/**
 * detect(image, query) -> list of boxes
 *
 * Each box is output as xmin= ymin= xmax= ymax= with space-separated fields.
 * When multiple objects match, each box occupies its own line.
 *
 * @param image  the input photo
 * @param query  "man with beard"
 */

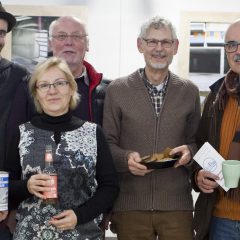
xmin=103 ymin=16 xmax=201 ymax=240
xmin=0 ymin=2 xmax=29 ymax=239
xmin=193 ymin=19 xmax=240 ymax=240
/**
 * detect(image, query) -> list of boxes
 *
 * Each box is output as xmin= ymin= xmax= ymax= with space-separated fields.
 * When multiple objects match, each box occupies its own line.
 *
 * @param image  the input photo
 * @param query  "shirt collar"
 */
xmin=142 ymin=69 xmax=169 ymax=92
xmin=75 ymin=66 xmax=89 ymax=86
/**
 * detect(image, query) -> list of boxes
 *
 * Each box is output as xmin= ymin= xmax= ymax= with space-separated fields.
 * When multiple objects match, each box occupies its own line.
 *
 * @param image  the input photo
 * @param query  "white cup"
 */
xmin=222 ymin=160 xmax=240 ymax=188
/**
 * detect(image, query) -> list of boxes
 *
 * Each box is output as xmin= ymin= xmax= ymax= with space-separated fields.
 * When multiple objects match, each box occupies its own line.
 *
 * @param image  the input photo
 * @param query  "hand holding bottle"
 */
xmin=27 ymin=173 xmax=54 ymax=199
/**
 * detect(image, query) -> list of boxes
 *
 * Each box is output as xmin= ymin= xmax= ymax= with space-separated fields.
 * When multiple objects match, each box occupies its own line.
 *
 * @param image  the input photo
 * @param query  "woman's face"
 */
xmin=36 ymin=66 xmax=73 ymax=116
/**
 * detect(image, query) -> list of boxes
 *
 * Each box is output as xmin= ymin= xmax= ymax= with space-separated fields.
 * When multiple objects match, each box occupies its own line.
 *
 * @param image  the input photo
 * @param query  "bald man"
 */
xmin=193 ymin=19 xmax=240 ymax=240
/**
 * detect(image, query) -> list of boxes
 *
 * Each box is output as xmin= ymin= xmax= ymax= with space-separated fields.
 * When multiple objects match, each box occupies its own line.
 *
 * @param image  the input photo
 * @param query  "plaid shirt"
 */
xmin=142 ymin=70 xmax=169 ymax=115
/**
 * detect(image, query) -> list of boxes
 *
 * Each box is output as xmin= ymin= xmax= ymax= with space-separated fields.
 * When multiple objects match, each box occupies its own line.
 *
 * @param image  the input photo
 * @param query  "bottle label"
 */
xmin=43 ymin=175 xmax=58 ymax=199
xmin=45 ymin=153 xmax=53 ymax=162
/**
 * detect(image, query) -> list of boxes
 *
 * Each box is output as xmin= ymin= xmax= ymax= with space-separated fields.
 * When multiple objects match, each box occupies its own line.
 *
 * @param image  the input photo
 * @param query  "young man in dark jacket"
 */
xmin=0 ymin=2 xmax=29 ymax=239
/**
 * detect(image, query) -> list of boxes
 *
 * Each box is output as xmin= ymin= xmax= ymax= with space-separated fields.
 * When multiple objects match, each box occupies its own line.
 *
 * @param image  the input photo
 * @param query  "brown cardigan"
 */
xmin=103 ymin=69 xmax=201 ymax=212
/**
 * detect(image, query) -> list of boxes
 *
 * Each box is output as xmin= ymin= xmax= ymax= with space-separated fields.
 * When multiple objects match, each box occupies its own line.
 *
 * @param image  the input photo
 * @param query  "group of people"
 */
xmin=0 ymin=2 xmax=240 ymax=240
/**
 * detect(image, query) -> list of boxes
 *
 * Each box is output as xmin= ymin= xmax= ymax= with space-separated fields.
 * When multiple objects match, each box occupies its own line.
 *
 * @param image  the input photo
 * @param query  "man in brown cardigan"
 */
xmin=103 ymin=16 xmax=201 ymax=240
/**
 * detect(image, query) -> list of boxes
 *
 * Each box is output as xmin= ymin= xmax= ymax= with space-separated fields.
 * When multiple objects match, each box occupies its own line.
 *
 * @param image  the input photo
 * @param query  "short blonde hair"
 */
xmin=29 ymin=57 xmax=80 ymax=113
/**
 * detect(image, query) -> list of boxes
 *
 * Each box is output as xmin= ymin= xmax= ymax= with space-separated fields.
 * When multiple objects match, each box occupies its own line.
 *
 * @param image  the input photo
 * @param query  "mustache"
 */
xmin=234 ymin=54 xmax=240 ymax=62
xmin=153 ymin=51 xmax=167 ymax=58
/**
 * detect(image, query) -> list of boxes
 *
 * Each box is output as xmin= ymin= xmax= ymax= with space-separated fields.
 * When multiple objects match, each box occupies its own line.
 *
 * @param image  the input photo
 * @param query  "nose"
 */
xmin=154 ymin=42 xmax=164 ymax=51
xmin=65 ymin=35 xmax=74 ymax=45
xmin=47 ymin=85 xmax=58 ymax=94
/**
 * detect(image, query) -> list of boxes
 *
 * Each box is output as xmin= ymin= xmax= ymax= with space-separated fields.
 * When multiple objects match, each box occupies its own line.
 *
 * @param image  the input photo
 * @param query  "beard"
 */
xmin=145 ymin=53 xmax=173 ymax=70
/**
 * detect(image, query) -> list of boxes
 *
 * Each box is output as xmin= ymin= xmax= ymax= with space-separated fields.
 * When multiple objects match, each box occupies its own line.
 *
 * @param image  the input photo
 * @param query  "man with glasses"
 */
xmin=103 ymin=16 xmax=201 ymax=240
xmin=0 ymin=2 xmax=29 ymax=239
xmin=8 ymin=16 xmax=109 ymax=128
xmin=48 ymin=16 xmax=109 ymax=125
xmin=193 ymin=19 xmax=240 ymax=240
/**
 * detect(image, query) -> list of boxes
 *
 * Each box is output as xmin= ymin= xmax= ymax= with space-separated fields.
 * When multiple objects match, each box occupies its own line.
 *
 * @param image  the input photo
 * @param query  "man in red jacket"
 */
xmin=49 ymin=16 xmax=109 ymax=125
xmin=7 ymin=16 xmax=109 ymax=130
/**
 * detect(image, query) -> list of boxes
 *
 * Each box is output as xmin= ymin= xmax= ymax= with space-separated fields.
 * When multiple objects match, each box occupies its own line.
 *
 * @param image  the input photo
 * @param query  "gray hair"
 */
xmin=49 ymin=16 xmax=88 ymax=39
xmin=138 ymin=16 xmax=177 ymax=39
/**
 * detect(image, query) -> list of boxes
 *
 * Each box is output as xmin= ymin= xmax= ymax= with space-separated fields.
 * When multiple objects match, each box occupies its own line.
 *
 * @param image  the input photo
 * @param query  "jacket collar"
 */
xmin=128 ymin=69 xmax=185 ymax=90
xmin=0 ymin=58 xmax=12 ymax=71
xmin=83 ymin=60 xmax=102 ymax=89
xmin=209 ymin=76 xmax=225 ymax=95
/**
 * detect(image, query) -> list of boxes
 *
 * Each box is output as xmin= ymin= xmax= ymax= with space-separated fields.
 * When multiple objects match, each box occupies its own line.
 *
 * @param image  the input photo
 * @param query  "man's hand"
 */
xmin=196 ymin=169 xmax=219 ymax=193
xmin=128 ymin=152 xmax=152 ymax=176
xmin=170 ymin=145 xmax=192 ymax=168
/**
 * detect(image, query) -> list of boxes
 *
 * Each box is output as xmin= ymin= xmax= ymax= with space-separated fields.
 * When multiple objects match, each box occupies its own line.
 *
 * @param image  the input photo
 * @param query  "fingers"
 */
xmin=197 ymin=169 xmax=219 ymax=193
xmin=49 ymin=210 xmax=77 ymax=231
xmin=0 ymin=211 xmax=8 ymax=222
xmin=128 ymin=152 xmax=152 ymax=176
xmin=171 ymin=145 xmax=191 ymax=167
xmin=27 ymin=174 xmax=52 ymax=199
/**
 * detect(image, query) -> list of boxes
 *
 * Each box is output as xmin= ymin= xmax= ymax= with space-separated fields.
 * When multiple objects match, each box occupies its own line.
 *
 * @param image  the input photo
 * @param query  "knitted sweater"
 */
xmin=103 ymin=69 xmax=201 ymax=212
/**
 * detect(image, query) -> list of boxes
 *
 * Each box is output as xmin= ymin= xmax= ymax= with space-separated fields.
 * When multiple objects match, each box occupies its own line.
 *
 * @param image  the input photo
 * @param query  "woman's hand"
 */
xmin=27 ymin=173 xmax=53 ymax=199
xmin=49 ymin=210 xmax=77 ymax=231
xmin=0 ymin=211 xmax=8 ymax=222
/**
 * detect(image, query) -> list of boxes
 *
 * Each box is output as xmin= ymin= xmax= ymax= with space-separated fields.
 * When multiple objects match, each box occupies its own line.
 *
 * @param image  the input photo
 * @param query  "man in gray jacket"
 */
xmin=103 ymin=16 xmax=201 ymax=240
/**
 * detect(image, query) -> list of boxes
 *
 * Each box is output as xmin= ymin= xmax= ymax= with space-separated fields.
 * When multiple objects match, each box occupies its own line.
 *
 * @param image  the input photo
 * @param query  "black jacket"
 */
xmin=0 ymin=58 xmax=29 ymax=170
xmin=193 ymin=77 xmax=224 ymax=240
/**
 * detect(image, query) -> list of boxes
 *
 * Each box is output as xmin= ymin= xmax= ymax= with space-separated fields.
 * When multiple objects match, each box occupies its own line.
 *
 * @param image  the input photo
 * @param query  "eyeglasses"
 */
xmin=36 ymin=80 xmax=70 ymax=93
xmin=142 ymin=38 xmax=174 ymax=48
xmin=224 ymin=41 xmax=240 ymax=53
xmin=51 ymin=33 xmax=87 ymax=42
xmin=0 ymin=30 xmax=7 ymax=38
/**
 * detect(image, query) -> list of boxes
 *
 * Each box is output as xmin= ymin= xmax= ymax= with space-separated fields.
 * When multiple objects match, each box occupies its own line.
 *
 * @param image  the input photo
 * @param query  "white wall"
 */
xmin=3 ymin=0 xmax=240 ymax=79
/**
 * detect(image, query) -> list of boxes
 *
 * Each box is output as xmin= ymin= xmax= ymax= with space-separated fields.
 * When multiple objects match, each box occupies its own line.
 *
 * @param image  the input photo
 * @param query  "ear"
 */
xmin=35 ymin=92 xmax=40 ymax=102
xmin=48 ymin=39 xmax=53 ymax=52
xmin=85 ymin=38 xmax=89 ymax=52
xmin=137 ymin=38 xmax=144 ymax=53
xmin=173 ymin=39 xmax=179 ymax=55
